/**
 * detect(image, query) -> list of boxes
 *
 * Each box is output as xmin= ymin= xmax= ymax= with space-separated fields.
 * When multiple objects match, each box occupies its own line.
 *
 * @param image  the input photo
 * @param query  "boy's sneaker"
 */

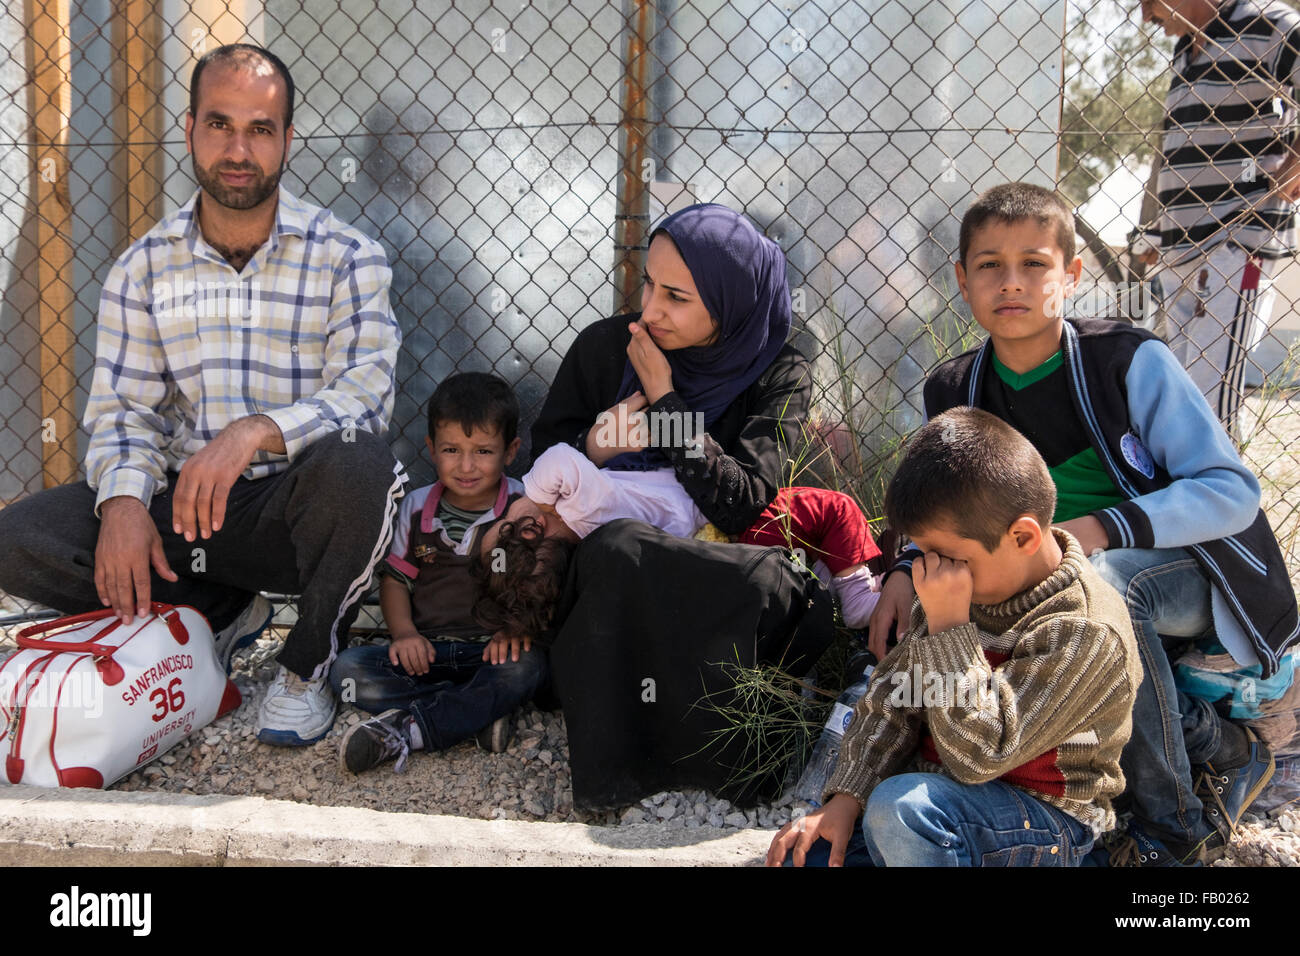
xmin=256 ymin=665 xmax=337 ymax=746
xmin=1194 ymin=726 xmax=1276 ymax=858
xmin=212 ymin=594 xmax=273 ymax=674
xmin=1094 ymin=820 xmax=1202 ymax=867
xmin=339 ymin=709 xmax=417 ymax=774
xmin=476 ymin=714 xmax=515 ymax=753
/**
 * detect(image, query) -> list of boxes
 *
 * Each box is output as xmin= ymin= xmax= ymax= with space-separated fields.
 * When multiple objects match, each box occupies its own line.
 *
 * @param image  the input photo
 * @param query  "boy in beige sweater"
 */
xmin=767 ymin=407 xmax=1141 ymax=866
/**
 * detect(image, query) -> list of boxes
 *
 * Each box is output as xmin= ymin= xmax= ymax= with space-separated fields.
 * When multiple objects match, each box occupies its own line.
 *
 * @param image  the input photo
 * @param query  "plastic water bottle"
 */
xmin=793 ymin=660 xmax=874 ymax=807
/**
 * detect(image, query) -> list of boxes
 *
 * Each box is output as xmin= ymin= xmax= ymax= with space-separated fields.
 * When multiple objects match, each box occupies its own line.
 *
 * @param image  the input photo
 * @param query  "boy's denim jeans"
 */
xmin=329 ymin=641 xmax=548 ymax=751
xmin=790 ymin=774 xmax=1094 ymax=867
xmin=1090 ymin=547 xmax=1222 ymax=849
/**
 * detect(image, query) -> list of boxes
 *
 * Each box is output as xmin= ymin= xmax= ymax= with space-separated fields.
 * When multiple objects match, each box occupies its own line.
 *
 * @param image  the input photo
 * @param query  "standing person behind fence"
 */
xmin=1135 ymin=0 xmax=1300 ymax=443
xmin=329 ymin=373 xmax=549 ymax=773
xmin=0 ymin=44 xmax=404 ymax=748
xmin=869 ymin=182 xmax=1299 ymax=866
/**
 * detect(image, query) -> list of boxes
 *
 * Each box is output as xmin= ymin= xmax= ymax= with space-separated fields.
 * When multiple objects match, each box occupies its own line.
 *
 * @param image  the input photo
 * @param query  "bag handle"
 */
xmin=16 ymin=602 xmax=190 ymax=654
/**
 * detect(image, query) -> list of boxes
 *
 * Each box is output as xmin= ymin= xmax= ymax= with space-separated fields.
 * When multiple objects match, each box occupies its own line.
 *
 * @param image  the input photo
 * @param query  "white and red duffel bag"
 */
xmin=1 ymin=603 xmax=241 ymax=788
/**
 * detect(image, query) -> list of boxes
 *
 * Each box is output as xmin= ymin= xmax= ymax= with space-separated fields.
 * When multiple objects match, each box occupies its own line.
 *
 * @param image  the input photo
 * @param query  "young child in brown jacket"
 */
xmin=767 ymin=407 xmax=1142 ymax=867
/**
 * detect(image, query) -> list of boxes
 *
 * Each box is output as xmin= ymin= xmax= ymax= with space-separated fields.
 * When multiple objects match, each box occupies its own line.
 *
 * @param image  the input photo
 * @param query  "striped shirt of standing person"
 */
xmin=1144 ymin=0 xmax=1300 ymax=265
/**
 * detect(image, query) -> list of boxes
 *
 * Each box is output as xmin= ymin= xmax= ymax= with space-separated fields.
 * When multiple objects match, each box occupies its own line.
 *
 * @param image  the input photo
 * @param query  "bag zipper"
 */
xmin=6 ymin=653 xmax=57 ymax=783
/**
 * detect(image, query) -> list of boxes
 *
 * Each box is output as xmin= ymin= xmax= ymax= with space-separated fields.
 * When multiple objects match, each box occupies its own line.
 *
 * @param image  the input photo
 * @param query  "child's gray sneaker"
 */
xmin=476 ymin=713 xmax=515 ymax=753
xmin=339 ymin=709 xmax=417 ymax=774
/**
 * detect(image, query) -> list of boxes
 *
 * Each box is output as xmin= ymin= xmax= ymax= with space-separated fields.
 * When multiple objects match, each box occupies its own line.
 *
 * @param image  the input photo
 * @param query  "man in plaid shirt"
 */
xmin=0 ymin=44 xmax=405 ymax=746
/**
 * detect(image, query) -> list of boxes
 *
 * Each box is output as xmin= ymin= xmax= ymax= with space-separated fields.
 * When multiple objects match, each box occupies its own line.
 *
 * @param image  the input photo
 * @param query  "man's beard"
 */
xmin=193 ymin=156 xmax=283 ymax=210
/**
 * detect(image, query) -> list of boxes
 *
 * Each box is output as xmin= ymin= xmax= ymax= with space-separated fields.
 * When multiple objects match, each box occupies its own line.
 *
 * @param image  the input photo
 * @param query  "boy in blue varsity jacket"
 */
xmin=868 ymin=182 xmax=1299 ymax=866
xmin=328 ymin=373 xmax=544 ymax=773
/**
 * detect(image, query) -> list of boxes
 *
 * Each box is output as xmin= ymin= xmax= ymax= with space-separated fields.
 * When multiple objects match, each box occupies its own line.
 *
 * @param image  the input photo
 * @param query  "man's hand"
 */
xmin=1055 ymin=515 xmax=1108 ymax=557
xmin=765 ymin=794 xmax=863 ymax=867
xmin=172 ymin=415 xmax=282 ymax=541
xmin=626 ymin=319 xmax=674 ymax=403
xmin=483 ymin=630 xmax=532 ymax=665
xmin=95 ymin=496 xmax=178 ymax=624
xmin=912 ymin=552 xmax=973 ymax=635
xmin=389 ymin=632 xmax=436 ymax=675
xmin=1137 ymin=247 xmax=1159 ymax=267
xmin=586 ymin=392 xmax=650 ymax=466
xmin=867 ymin=569 xmax=915 ymax=660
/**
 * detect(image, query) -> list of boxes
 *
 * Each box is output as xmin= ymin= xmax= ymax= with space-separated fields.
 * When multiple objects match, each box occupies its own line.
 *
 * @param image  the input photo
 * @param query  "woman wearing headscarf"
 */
xmin=529 ymin=204 xmax=835 ymax=810
xmin=532 ymin=203 xmax=806 ymax=529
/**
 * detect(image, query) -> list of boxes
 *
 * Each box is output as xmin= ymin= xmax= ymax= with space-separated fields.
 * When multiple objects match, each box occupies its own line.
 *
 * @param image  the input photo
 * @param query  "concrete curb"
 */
xmin=0 ymin=785 xmax=775 ymax=866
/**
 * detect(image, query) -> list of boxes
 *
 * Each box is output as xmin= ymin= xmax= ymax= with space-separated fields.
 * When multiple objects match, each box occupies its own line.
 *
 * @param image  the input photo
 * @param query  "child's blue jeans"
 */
xmin=790 ymin=773 xmax=1095 ymax=867
xmin=1089 ymin=547 xmax=1222 ymax=851
xmin=329 ymin=640 xmax=548 ymax=750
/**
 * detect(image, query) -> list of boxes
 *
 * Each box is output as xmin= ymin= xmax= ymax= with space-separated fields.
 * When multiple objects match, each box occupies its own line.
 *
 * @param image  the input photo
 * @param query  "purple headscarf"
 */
xmin=616 ymin=203 xmax=792 ymax=432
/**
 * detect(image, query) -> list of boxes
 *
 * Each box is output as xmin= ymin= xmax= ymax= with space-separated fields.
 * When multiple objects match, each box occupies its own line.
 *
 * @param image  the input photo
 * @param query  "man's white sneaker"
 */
xmin=257 ymin=665 xmax=337 ymax=746
xmin=212 ymin=594 xmax=274 ymax=674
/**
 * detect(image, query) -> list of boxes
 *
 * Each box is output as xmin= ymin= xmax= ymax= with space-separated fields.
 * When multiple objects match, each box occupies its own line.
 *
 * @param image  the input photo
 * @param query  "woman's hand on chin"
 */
xmin=627 ymin=319 xmax=674 ymax=403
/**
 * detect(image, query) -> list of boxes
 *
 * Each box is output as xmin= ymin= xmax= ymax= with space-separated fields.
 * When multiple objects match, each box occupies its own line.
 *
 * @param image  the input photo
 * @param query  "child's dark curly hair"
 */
xmin=471 ymin=515 xmax=576 ymax=642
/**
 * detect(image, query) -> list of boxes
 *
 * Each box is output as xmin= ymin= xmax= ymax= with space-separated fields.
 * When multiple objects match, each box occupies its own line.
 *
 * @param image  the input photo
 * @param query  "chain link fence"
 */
xmin=1 ymin=0 xmax=1298 ymax=600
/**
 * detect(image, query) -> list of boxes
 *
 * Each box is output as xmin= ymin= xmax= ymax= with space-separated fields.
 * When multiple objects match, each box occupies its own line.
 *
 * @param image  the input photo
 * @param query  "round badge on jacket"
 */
xmin=1120 ymin=432 xmax=1156 ymax=479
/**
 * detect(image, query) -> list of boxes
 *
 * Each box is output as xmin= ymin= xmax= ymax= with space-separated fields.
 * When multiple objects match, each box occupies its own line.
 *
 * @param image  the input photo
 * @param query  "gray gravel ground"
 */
xmin=104 ymin=632 xmax=802 ymax=833
xmin=112 ymin=633 xmax=1300 ymax=865
xmin=3 ymin=619 xmax=1297 ymax=865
